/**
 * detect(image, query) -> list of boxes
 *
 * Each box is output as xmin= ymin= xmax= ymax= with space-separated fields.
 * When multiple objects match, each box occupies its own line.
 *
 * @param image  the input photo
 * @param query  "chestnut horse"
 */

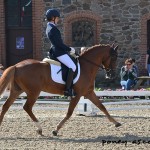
xmin=0 ymin=44 xmax=121 ymax=136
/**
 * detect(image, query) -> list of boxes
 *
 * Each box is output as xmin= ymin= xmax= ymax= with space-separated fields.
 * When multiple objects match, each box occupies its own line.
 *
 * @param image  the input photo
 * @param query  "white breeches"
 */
xmin=57 ymin=54 xmax=76 ymax=72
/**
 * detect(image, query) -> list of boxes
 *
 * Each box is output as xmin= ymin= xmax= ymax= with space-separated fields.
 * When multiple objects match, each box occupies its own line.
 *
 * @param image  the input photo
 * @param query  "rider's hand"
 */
xmin=70 ymin=47 xmax=75 ymax=54
xmin=125 ymin=66 xmax=128 ymax=71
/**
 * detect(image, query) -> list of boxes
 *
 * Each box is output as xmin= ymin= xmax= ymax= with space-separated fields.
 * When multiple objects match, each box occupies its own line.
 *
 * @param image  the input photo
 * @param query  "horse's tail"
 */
xmin=0 ymin=66 xmax=16 ymax=96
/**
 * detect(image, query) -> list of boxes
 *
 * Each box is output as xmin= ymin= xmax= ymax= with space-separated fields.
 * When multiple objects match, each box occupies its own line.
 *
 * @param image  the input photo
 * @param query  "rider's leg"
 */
xmin=64 ymin=68 xmax=76 ymax=97
xmin=57 ymin=54 xmax=76 ymax=97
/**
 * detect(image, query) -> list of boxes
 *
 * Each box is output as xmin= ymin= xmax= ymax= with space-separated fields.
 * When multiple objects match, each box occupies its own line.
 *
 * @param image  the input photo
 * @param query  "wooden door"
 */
xmin=5 ymin=0 xmax=32 ymax=66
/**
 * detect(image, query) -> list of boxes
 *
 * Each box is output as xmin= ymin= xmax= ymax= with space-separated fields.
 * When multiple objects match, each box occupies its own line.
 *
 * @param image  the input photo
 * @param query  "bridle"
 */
xmin=104 ymin=48 xmax=118 ymax=76
xmin=80 ymin=56 xmax=105 ymax=69
xmin=79 ymin=47 xmax=117 ymax=72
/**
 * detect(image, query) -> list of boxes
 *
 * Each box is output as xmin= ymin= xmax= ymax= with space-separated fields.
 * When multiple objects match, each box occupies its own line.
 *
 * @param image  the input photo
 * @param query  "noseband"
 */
xmin=82 ymin=56 xmax=113 ymax=73
xmin=103 ymin=47 xmax=118 ymax=72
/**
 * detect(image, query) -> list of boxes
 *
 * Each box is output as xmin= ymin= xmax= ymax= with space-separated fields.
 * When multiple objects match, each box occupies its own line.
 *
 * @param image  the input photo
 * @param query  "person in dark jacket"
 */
xmin=145 ymin=47 xmax=150 ymax=85
xmin=120 ymin=58 xmax=137 ymax=90
xmin=145 ymin=47 xmax=150 ymax=76
xmin=46 ymin=8 xmax=76 ymax=97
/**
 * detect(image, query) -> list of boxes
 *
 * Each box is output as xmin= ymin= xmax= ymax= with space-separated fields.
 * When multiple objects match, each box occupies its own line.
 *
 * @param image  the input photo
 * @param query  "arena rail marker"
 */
xmin=77 ymin=91 xmax=150 ymax=116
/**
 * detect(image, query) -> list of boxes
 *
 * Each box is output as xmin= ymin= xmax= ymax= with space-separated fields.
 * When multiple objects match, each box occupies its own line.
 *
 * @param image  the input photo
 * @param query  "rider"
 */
xmin=45 ymin=8 xmax=76 ymax=97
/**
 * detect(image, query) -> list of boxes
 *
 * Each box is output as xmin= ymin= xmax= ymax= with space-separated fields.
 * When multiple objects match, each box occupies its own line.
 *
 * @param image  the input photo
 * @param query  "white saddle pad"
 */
xmin=50 ymin=63 xmax=80 ymax=84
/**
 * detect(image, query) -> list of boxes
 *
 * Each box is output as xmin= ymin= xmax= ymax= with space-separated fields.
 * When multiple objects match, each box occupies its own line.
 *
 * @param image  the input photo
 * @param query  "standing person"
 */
xmin=0 ymin=64 xmax=4 ymax=98
xmin=145 ymin=47 xmax=150 ymax=85
xmin=120 ymin=58 xmax=138 ymax=90
xmin=0 ymin=64 xmax=4 ymax=77
xmin=45 ymin=9 xmax=76 ymax=97
xmin=145 ymin=47 xmax=150 ymax=77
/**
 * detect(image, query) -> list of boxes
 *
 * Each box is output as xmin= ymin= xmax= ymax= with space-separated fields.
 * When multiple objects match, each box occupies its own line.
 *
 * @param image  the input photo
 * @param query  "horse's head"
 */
xmin=103 ymin=43 xmax=118 ymax=79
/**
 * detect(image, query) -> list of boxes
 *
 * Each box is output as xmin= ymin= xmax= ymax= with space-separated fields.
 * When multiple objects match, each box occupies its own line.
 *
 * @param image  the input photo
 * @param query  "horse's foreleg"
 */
xmin=23 ymin=93 xmax=43 ymax=136
xmin=85 ymin=91 xmax=121 ymax=127
xmin=52 ymin=96 xmax=80 ymax=136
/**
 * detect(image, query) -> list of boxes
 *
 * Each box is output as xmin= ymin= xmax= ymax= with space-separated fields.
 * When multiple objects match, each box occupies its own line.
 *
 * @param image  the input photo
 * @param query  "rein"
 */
xmin=76 ymin=47 xmax=117 ymax=71
xmin=81 ymin=56 xmax=105 ymax=69
xmin=75 ymin=52 xmax=105 ymax=69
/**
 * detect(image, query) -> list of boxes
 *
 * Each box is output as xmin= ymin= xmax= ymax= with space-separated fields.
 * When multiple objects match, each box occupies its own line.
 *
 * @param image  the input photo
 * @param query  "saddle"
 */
xmin=43 ymin=56 xmax=79 ymax=83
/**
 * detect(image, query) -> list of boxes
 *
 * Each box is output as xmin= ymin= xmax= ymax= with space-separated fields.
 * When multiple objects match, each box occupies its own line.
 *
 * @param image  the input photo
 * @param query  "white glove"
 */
xmin=70 ymin=47 xmax=75 ymax=54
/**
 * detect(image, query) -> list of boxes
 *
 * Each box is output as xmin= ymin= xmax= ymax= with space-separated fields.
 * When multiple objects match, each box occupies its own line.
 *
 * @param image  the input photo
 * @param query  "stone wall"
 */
xmin=42 ymin=0 xmax=150 ymax=87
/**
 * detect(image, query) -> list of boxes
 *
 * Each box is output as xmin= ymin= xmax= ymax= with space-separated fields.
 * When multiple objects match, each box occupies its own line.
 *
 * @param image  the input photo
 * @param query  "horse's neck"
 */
xmin=79 ymin=50 xmax=103 ymax=77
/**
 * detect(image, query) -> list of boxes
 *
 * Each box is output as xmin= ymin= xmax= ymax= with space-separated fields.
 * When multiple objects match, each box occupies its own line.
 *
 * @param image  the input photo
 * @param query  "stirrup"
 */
xmin=64 ymin=89 xmax=76 ymax=98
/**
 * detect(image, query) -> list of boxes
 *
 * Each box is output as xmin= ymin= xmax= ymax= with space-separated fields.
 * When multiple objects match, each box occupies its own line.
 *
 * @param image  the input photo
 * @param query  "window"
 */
xmin=6 ymin=0 xmax=32 ymax=27
xmin=62 ymin=0 xmax=71 ymax=5
xmin=72 ymin=20 xmax=96 ymax=47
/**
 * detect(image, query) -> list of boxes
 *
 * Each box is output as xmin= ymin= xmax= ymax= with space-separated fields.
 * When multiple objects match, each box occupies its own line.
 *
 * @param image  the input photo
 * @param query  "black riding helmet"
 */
xmin=46 ymin=9 xmax=60 ymax=21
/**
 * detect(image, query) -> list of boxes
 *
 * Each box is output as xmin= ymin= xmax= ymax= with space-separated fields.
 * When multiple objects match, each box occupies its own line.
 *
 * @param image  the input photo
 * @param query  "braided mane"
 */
xmin=80 ymin=44 xmax=110 ymax=56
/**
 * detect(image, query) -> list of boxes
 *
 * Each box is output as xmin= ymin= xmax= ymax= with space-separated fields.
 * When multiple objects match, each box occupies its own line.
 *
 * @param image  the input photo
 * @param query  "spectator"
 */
xmin=0 ymin=64 xmax=4 ymax=98
xmin=145 ymin=47 xmax=150 ymax=85
xmin=0 ymin=64 xmax=4 ymax=77
xmin=145 ymin=47 xmax=150 ymax=76
xmin=120 ymin=58 xmax=138 ymax=90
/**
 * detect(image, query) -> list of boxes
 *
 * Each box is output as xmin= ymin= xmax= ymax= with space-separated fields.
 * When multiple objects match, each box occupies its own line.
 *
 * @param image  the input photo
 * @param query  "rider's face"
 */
xmin=55 ymin=17 xmax=60 ymax=24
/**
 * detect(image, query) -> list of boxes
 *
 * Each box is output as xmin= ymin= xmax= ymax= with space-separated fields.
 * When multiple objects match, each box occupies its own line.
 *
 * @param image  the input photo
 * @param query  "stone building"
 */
xmin=0 ymin=0 xmax=150 ymax=86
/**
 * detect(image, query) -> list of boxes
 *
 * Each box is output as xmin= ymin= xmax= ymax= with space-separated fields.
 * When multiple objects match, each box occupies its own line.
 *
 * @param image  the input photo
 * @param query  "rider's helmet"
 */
xmin=46 ymin=9 xmax=60 ymax=21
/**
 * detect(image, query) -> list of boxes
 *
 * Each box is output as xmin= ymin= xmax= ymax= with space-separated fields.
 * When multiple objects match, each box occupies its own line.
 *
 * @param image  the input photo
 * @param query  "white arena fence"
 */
xmin=78 ymin=91 xmax=150 ymax=115
xmin=0 ymin=91 xmax=150 ymax=114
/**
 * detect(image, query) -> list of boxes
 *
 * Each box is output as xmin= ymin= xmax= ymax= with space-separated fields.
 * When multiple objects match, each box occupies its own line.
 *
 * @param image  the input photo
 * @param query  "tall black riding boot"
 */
xmin=64 ymin=69 xmax=76 ymax=97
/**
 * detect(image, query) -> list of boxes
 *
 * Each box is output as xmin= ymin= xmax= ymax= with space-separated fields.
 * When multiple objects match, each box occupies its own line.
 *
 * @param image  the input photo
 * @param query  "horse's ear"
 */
xmin=111 ymin=42 xmax=115 ymax=48
xmin=114 ymin=45 xmax=118 ymax=51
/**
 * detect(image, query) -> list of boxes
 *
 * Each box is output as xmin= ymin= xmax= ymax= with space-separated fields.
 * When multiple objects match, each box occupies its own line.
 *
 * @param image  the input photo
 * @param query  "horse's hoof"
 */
xmin=115 ymin=122 xmax=121 ymax=127
xmin=36 ymin=129 xmax=43 ymax=136
xmin=52 ymin=130 xmax=58 ymax=136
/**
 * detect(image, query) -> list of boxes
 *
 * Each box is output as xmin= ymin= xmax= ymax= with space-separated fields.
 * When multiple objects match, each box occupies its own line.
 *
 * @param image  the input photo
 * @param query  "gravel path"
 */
xmin=0 ymin=107 xmax=149 ymax=150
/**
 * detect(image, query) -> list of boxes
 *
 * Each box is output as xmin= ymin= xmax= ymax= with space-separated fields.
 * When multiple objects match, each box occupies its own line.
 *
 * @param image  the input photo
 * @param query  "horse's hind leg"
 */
xmin=0 ymin=90 xmax=22 ymax=125
xmin=23 ymin=93 xmax=43 ymax=136
xmin=85 ymin=91 xmax=121 ymax=127
xmin=52 ymin=96 xmax=80 ymax=136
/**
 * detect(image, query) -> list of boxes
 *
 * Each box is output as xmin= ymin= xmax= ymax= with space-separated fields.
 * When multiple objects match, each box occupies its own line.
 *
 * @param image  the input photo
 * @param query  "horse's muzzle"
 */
xmin=105 ymin=70 xmax=116 ymax=80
